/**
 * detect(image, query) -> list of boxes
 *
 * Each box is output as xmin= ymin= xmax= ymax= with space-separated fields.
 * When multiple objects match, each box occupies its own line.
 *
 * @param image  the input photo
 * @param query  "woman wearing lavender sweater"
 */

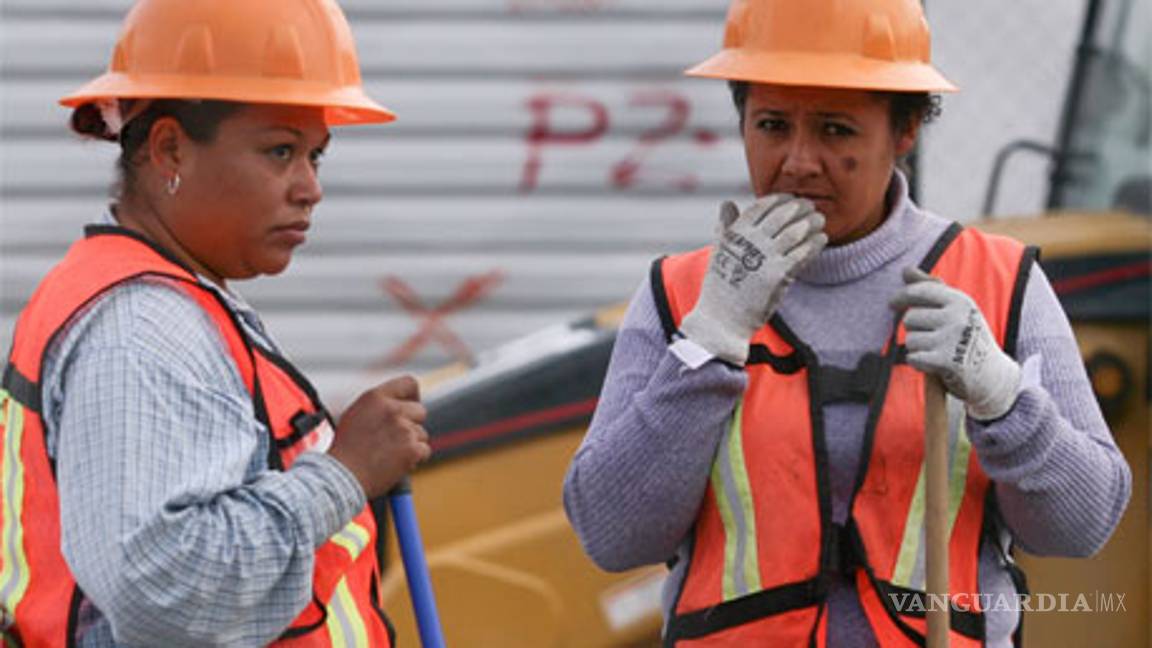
xmin=563 ymin=1 xmax=1131 ymax=646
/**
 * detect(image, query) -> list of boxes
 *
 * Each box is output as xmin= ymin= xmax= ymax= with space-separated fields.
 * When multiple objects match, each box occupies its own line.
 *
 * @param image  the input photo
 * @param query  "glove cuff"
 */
xmin=965 ymin=354 xmax=1023 ymax=421
xmin=680 ymin=309 xmax=751 ymax=366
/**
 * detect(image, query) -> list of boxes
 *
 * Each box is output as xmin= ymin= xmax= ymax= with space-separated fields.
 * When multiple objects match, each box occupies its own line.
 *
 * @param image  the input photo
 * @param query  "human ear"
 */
xmin=146 ymin=116 xmax=188 ymax=181
xmin=895 ymin=117 xmax=922 ymax=158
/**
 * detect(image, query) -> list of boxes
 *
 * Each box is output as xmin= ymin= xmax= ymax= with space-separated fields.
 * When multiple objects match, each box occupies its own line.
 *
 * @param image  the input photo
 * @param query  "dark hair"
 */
xmin=887 ymin=91 xmax=942 ymax=133
xmin=729 ymin=80 xmax=751 ymax=129
xmin=71 ymin=99 xmax=243 ymax=200
xmin=727 ymin=80 xmax=942 ymax=134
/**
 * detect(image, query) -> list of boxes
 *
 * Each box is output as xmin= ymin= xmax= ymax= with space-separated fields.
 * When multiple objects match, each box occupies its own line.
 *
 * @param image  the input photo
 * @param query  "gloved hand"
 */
xmin=889 ymin=267 xmax=1022 ymax=420
xmin=680 ymin=195 xmax=827 ymax=365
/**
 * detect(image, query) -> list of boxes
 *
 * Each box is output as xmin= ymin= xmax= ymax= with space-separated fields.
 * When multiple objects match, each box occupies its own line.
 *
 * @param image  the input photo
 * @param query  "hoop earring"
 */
xmin=166 ymin=173 xmax=181 ymax=196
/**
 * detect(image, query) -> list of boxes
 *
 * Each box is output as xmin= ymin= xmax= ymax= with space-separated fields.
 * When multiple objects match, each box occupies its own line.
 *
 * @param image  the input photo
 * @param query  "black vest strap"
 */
xmin=257 ymin=345 xmax=326 ymax=411
xmin=370 ymin=569 xmax=398 ymax=647
xmin=869 ymin=578 xmax=986 ymax=641
xmin=1 ymin=363 xmax=41 ymax=413
xmin=917 ymin=222 xmax=963 ymax=273
xmin=276 ymin=593 xmax=328 ymax=640
xmin=746 ymin=344 xmax=804 ymax=372
xmin=253 ymin=346 xmax=333 ymax=468
xmin=281 ymin=409 xmax=329 ymax=450
xmin=825 ymin=522 xmax=864 ymax=577
xmin=846 ymin=223 xmax=964 ymax=512
xmin=767 ymin=316 xmax=838 ymax=595
xmin=807 ymin=600 xmax=827 ymax=648
xmin=665 ymin=578 xmax=827 ymax=644
xmin=983 ymin=488 xmax=1029 ymax=647
xmin=650 ymin=257 xmax=679 ymax=343
xmin=844 ymin=328 xmax=903 ymax=507
xmin=813 ymin=353 xmax=886 ymax=405
xmin=65 ymin=586 xmax=84 ymax=648
xmin=1004 ymin=246 xmax=1039 ymax=359
xmin=84 ymin=225 xmax=204 ymax=278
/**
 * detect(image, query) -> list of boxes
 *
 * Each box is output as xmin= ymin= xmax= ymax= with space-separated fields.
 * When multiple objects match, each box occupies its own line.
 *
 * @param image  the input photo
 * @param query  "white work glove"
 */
xmin=889 ymin=267 xmax=1022 ymax=421
xmin=680 ymin=195 xmax=827 ymax=365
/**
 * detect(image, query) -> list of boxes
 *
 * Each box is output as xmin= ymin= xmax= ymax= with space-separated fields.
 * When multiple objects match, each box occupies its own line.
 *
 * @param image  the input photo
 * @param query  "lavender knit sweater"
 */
xmin=563 ymin=175 xmax=1131 ymax=646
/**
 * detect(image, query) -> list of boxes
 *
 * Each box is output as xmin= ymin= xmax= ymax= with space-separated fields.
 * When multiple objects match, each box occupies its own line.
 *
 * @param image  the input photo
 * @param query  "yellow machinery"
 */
xmin=378 ymin=211 xmax=1150 ymax=648
xmin=978 ymin=213 xmax=1150 ymax=647
xmin=379 ymin=0 xmax=1149 ymax=644
xmin=379 ymin=308 xmax=666 ymax=647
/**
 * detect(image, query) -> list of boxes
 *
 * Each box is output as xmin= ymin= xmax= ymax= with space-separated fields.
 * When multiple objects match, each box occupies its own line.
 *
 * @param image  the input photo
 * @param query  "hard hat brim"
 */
xmin=685 ymin=50 xmax=958 ymax=94
xmin=60 ymin=72 xmax=396 ymax=126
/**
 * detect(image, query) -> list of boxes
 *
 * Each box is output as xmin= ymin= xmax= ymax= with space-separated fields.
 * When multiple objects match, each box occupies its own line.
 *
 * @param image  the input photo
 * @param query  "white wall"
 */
xmin=0 ymin=0 xmax=1088 ymax=404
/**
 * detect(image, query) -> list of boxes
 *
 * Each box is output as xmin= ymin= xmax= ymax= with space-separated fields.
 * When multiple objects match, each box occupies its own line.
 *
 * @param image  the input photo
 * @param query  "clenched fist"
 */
xmin=680 ymin=194 xmax=827 ymax=365
xmin=890 ymin=267 xmax=1022 ymax=420
xmin=329 ymin=376 xmax=432 ymax=499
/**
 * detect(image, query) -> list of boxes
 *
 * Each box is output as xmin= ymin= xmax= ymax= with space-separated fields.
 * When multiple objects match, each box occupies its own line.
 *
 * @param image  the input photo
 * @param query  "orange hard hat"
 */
xmin=687 ymin=0 xmax=957 ymax=93
xmin=59 ymin=0 xmax=394 ymax=125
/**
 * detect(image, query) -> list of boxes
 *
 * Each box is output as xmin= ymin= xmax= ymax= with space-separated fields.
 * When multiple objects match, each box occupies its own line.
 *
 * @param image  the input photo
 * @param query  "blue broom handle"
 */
xmin=388 ymin=478 xmax=447 ymax=648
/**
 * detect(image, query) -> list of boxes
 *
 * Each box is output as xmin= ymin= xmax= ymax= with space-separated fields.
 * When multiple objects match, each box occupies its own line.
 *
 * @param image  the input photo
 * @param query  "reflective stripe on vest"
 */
xmin=331 ymin=522 xmax=372 ymax=562
xmin=891 ymin=410 xmax=972 ymax=591
xmin=0 ymin=369 xmax=75 ymax=648
xmin=655 ymin=224 xmax=1036 ymax=646
xmin=0 ymin=393 xmax=30 ymax=629
xmin=327 ymin=577 xmax=371 ymax=648
xmin=325 ymin=520 xmax=374 ymax=647
xmin=2 ymin=226 xmax=392 ymax=647
xmin=711 ymin=399 xmax=762 ymax=601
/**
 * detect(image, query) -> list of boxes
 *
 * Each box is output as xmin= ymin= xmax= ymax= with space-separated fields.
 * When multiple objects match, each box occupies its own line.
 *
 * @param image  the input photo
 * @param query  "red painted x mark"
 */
xmin=373 ymin=270 xmax=505 ymax=368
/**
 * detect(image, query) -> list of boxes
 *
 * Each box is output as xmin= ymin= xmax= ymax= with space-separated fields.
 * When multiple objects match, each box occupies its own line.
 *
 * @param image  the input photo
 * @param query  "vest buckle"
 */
xmin=825 ymin=522 xmax=862 ymax=577
xmin=815 ymin=353 xmax=886 ymax=405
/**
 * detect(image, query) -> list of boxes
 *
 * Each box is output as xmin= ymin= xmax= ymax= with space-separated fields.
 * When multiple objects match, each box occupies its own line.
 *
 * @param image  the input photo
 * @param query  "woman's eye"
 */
xmin=823 ymin=123 xmax=856 ymax=137
xmin=268 ymin=144 xmax=294 ymax=161
xmin=309 ymin=149 xmax=326 ymax=167
xmin=756 ymin=118 xmax=788 ymax=133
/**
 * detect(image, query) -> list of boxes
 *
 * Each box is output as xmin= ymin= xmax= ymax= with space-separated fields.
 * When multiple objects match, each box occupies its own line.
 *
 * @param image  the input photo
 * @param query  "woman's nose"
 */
xmin=292 ymin=162 xmax=324 ymax=208
xmin=780 ymin=132 xmax=822 ymax=179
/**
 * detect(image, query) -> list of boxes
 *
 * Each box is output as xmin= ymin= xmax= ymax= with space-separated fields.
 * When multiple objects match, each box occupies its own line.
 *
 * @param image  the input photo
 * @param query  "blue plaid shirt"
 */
xmin=40 ymin=222 xmax=365 ymax=647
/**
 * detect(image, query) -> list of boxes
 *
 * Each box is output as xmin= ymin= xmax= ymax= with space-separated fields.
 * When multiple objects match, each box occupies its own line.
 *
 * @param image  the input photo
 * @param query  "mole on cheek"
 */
xmin=841 ymin=157 xmax=858 ymax=173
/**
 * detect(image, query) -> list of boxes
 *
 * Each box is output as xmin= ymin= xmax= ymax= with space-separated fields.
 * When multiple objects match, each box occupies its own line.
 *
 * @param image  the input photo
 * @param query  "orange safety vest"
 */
xmin=0 ymin=226 xmax=394 ymax=648
xmin=652 ymin=224 xmax=1036 ymax=647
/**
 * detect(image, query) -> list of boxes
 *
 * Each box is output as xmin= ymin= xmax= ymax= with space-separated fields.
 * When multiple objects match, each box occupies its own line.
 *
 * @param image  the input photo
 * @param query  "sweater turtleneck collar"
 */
xmin=797 ymin=170 xmax=929 ymax=286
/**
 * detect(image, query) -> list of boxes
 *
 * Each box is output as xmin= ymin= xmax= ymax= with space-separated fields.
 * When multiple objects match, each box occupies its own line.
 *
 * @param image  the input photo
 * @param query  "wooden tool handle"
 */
xmin=925 ymin=376 xmax=950 ymax=648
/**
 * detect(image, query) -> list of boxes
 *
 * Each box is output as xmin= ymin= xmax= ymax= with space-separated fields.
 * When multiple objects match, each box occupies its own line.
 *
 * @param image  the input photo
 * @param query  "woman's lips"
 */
xmin=271 ymin=222 xmax=309 ymax=246
xmin=798 ymin=195 xmax=835 ymax=213
xmin=774 ymin=189 xmax=833 ymax=205
xmin=794 ymin=193 xmax=832 ymax=203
